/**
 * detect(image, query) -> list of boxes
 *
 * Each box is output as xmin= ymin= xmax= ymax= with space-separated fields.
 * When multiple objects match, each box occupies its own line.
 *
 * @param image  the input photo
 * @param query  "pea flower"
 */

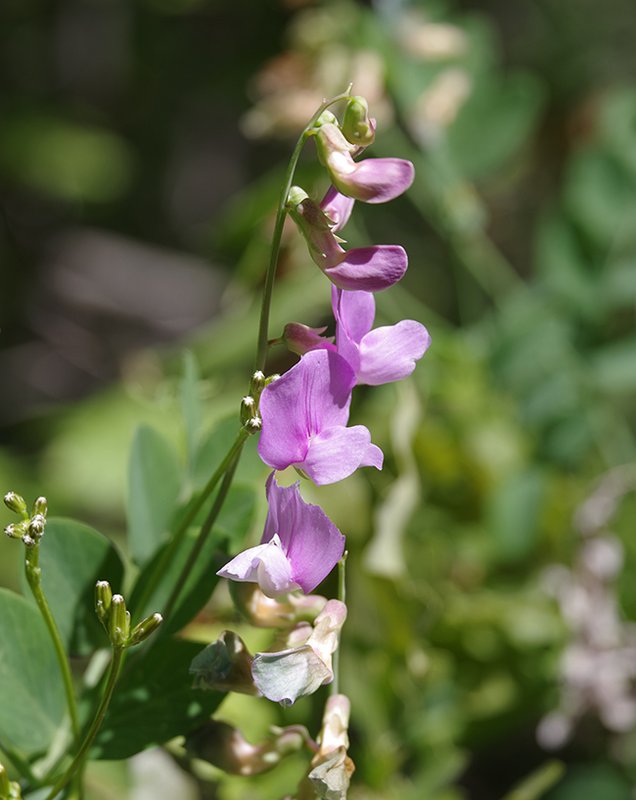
xmin=314 ymin=122 xmax=414 ymax=203
xmin=251 ymin=600 xmax=347 ymax=705
xmin=217 ymin=473 xmax=345 ymax=597
xmin=332 ymin=287 xmax=431 ymax=385
xmin=320 ymin=185 xmax=355 ymax=232
xmin=287 ymin=186 xmax=408 ymax=292
xmin=258 ymin=349 xmax=383 ymax=484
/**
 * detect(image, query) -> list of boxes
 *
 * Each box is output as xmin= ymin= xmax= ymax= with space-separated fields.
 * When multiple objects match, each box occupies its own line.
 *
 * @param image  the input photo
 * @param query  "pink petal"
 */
xmin=300 ymin=425 xmax=383 ymax=485
xmin=320 ymin=186 xmax=355 ymax=232
xmin=332 ymin=287 xmax=376 ymax=343
xmin=358 ymin=321 xmax=431 ymax=386
xmin=324 ymin=245 xmax=408 ymax=292
xmin=216 ymin=535 xmax=298 ymax=598
xmin=331 ymin=157 xmax=415 ymax=204
xmin=262 ymin=474 xmax=345 ymax=593
xmin=258 ymin=351 xmax=355 ymax=471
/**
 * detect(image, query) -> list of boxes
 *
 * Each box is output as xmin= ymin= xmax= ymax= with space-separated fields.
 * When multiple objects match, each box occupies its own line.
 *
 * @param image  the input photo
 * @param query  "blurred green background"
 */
xmin=1 ymin=0 xmax=636 ymax=797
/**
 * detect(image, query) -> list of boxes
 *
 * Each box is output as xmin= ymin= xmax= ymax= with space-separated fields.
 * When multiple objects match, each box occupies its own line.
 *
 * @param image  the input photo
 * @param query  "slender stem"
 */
xmin=331 ymin=551 xmax=347 ymax=696
xmin=45 ymin=647 xmax=124 ymax=800
xmin=133 ymin=426 xmax=250 ymax=620
xmin=162 ymin=447 xmax=244 ymax=623
xmin=24 ymin=546 xmax=80 ymax=745
xmin=254 ymin=88 xmax=353 ymax=373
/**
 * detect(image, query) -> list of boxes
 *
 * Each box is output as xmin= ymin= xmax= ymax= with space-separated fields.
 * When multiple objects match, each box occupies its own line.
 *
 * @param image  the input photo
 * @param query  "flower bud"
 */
xmin=245 ymin=416 xmax=263 ymax=434
xmin=249 ymin=370 xmax=266 ymax=398
xmin=240 ymin=395 xmax=257 ymax=425
xmin=95 ymin=580 xmax=113 ymax=626
xmin=28 ymin=514 xmax=46 ymax=539
xmin=108 ymin=594 xmax=130 ymax=648
xmin=4 ymin=522 xmax=28 ymax=540
xmin=32 ymin=496 xmax=48 ymax=518
xmin=3 ymin=492 xmax=27 ymax=517
xmin=129 ymin=612 xmax=163 ymax=646
xmin=341 ymin=96 xmax=376 ymax=147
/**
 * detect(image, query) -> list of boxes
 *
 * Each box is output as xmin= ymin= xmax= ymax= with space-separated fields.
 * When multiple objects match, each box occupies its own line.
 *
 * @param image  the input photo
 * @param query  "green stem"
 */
xmin=133 ymin=426 xmax=249 ymax=620
xmin=24 ymin=545 xmax=80 ymax=745
xmin=254 ymin=88 xmax=353 ymax=373
xmin=45 ymin=647 xmax=124 ymax=800
xmin=330 ymin=551 xmax=347 ymax=697
xmin=161 ymin=447 xmax=244 ymax=623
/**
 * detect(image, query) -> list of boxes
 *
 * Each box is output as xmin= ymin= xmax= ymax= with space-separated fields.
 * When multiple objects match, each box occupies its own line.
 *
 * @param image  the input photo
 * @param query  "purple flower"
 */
xmin=217 ymin=473 xmax=345 ymax=597
xmin=258 ymin=349 xmax=383 ymax=484
xmin=287 ymin=187 xmax=408 ymax=293
xmin=320 ymin=186 xmax=355 ymax=232
xmin=315 ymin=123 xmax=415 ymax=204
xmin=332 ymin=288 xmax=431 ymax=386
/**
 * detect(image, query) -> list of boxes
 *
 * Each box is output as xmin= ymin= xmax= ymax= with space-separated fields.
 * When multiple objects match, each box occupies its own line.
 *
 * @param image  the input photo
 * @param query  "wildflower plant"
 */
xmin=0 ymin=91 xmax=428 ymax=799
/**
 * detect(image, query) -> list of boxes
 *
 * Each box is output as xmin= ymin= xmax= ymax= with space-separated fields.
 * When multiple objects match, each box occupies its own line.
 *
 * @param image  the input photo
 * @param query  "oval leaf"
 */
xmin=0 ymin=589 xmax=66 ymax=753
xmin=127 ymin=425 xmax=182 ymax=566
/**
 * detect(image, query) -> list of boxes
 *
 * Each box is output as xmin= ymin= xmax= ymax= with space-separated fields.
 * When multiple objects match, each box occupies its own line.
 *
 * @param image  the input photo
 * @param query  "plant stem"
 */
xmin=254 ymin=88 xmax=353 ymax=373
xmin=133 ymin=426 xmax=250 ymax=620
xmin=161 ymin=447 xmax=244 ymax=623
xmin=45 ymin=647 xmax=124 ymax=800
xmin=24 ymin=545 xmax=80 ymax=745
xmin=330 ymin=551 xmax=347 ymax=697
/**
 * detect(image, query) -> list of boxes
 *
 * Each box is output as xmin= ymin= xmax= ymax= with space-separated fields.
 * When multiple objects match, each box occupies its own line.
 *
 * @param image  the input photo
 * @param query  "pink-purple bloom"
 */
xmin=258 ymin=349 xmax=383 ymax=485
xmin=217 ymin=473 xmax=345 ymax=597
xmin=314 ymin=123 xmax=415 ymax=204
xmin=287 ymin=187 xmax=408 ymax=293
xmin=332 ymin=288 xmax=431 ymax=386
xmin=320 ymin=186 xmax=355 ymax=232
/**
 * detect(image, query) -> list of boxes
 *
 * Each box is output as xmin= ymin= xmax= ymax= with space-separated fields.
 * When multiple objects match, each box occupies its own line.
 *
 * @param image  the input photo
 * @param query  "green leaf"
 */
xmin=20 ymin=519 xmax=125 ymax=656
xmin=92 ymin=637 xmax=224 ymax=760
xmin=0 ymin=588 xmax=66 ymax=753
xmin=127 ymin=425 xmax=182 ymax=566
xmin=448 ymin=73 xmax=544 ymax=178
xmin=131 ymin=484 xmax=256 ymax=631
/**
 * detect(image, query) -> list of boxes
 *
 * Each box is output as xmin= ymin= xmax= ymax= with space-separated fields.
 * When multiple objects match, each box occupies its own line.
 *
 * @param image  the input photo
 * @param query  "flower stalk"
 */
xmin=44 ymin=646 xmax=125 ymax=800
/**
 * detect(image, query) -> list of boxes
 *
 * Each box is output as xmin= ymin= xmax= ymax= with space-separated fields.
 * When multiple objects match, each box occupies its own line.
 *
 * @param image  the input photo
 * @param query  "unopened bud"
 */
xmin=22 ymin=534 xmax=36 ymax=548
xmin=342 ymin=96 xmax=376 ymax=147
xmin=264 ymin=374 xmax=280 ymax=386
xmin=245 ymin=417 xmax=262 ymax=434
xmin=95 ymin=581 xmax=113 ymax=626
xmin=4 ymin=522 xmax=28 ymax=540
xmin=3 ymin=492 xmax=27 ymax=517
xmin=129 ymin=612 xmax=163 ymax=645
xmin=314 ymin=109 xmax=338 ymax=129
xmin=240 ymin=395 xmax=257 ymax=425
xmin=32 ymin=496 xmax=48 ymax=518
xmin=29 ymin=514 xmax=46 ymax=539
xmin=249 ymin=371 xmax=266 ymax=397
xmin=108 ymin=594 xmax=130 ymax=647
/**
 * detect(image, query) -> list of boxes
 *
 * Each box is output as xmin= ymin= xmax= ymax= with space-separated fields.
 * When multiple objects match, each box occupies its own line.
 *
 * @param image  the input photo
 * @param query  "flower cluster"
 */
xmin=213 ymin=97 xmax=429 ymax=717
